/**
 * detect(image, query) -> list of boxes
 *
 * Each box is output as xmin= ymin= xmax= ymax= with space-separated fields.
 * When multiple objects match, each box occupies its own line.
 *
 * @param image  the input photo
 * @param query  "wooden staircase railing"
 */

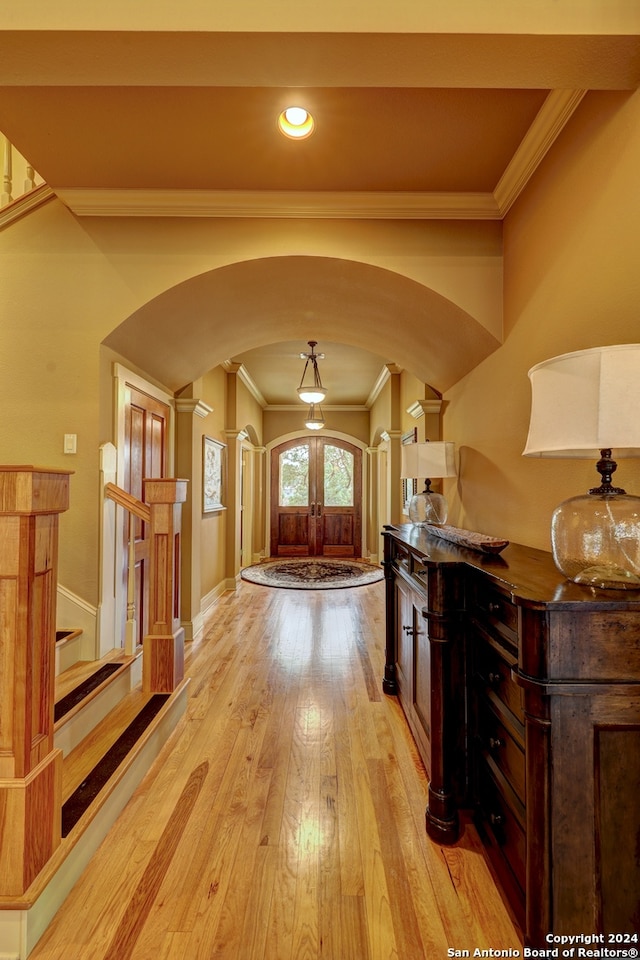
xmin=0 ymin=466 xmax=187 ymax=898
xmin=105 ymin=477 xmax=188 ymax=694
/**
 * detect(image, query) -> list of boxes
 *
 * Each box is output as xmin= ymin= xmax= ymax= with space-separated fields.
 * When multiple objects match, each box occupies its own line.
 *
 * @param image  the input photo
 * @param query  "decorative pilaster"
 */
xmin=175 ymin=398 xmax=212 ymax=640
xmin=0 ymin=465 xmax=71 ymax=895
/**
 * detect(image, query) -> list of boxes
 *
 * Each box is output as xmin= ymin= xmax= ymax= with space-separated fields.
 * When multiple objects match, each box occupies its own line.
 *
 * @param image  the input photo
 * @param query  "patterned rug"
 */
xmin=241 ymin=558 xmax=384 ymax=590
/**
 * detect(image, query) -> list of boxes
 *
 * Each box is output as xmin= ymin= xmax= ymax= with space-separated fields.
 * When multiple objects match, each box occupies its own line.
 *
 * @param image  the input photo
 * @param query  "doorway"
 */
xmin=123 ymin=386 xmax=170 ymax=646
xmin=270 ymin=436 xmax=362 ymax=557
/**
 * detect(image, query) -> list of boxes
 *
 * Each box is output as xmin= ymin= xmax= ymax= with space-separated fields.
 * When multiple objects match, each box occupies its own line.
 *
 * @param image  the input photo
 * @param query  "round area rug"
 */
xmin=241 ymin=558 xmax=384 ymax=590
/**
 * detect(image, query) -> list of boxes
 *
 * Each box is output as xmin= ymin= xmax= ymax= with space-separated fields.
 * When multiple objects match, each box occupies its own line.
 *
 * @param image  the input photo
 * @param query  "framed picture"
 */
xmin=203 ymin=436 xmax=226 ymax=512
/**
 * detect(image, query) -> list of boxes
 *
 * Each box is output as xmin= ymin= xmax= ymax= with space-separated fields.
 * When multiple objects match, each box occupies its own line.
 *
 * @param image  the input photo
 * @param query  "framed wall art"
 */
xmin=203 ymin=436 xmax=226 ymax=512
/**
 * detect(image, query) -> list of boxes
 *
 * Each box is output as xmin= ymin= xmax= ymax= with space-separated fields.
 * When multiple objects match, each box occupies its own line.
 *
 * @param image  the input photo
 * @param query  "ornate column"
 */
xmin=142 ymin=477 xmax=188 ymax=694
xmin=224 ymin=428 xmax=247 ymax=584
xmin=0 ymin=465 xmax=71 ymax=895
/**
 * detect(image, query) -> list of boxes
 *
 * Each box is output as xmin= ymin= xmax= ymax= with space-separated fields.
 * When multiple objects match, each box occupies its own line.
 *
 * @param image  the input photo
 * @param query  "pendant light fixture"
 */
xmin=297 ymin=341 xmax=327 ymax=403
xmin=304 ymin=403 xmax=325 ymax=430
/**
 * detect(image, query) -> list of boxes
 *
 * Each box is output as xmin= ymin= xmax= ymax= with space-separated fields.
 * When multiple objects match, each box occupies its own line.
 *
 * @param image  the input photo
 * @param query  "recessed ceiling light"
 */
xmin=278 ymin=106 xmax=315 ymax=140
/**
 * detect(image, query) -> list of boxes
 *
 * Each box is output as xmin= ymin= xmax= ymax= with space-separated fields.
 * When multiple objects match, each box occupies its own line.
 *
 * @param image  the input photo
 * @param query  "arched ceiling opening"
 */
xmin=103 ymin=255 xmax=501 ymax=395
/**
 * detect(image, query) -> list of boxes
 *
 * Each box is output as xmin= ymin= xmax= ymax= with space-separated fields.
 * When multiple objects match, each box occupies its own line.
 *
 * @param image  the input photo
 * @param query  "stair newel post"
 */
xmin=0 ymin=465 xmax=71 ymax=895
xmin=142 ymin=478 xmax=188 ymax=693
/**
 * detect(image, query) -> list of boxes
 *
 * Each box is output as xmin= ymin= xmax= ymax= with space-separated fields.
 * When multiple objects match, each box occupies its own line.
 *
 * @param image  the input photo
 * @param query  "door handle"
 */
xmin=310 ymin=502 xmax=315 ymax=517
xmin=317 ymin=503 xmax=322 ymax=517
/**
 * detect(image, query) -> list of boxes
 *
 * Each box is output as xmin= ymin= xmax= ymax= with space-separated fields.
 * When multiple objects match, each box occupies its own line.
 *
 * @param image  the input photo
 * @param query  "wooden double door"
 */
xmin=270 ymin=436 xmax=362 ymax=557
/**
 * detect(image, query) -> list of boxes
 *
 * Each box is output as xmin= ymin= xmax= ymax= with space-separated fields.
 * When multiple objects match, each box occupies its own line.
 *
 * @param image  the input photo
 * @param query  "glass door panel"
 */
xmin=279 ymin=444 xmax=309 ymax=506
xmin=323 ymin=444 xmax=354 ymax=506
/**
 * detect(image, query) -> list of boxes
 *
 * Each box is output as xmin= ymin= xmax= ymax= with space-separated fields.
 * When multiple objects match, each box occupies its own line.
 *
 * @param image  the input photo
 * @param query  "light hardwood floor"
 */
xmin=32 ymin=579 xmax=523 ymax=960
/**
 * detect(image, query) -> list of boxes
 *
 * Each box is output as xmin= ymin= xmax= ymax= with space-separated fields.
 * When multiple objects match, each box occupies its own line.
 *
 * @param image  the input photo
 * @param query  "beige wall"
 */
xmin=444 ymin=89 xmax=640 ymax=550
xmin=194 ymin=368 xmax=228 ymax=600
xmin=2 ymin=86 xmax=639 ymax=620
xmin=10 ymin=1 xmax=638 ymax=36
xmin=263 ymin=408 xmax=370 ymax=447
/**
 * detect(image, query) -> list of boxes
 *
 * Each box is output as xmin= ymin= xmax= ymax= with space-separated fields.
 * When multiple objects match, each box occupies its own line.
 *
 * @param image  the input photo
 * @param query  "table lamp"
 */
xmin=401 ymin=441 xmax=456 ymax=526
xmin=523 ymin=343 xmax=640 ymax=589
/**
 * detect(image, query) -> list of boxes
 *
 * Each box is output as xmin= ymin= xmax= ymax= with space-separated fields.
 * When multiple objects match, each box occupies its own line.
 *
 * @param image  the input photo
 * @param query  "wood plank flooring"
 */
xmin=30 ymin=580 xmax=523 ymax=960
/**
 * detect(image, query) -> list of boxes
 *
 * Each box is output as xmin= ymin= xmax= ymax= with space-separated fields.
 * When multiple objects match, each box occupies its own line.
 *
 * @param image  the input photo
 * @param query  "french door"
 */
xmin=270 ymin=436 xmax=362 ymax=557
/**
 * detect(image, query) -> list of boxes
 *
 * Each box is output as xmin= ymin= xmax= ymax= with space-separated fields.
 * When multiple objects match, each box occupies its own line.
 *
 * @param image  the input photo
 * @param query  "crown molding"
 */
xmin=495 ymin=89 xmax=586 ymax=216
xmin=175 ymin=398 xmax=213 ymax=418
xmin=233 ymin=364 xmax=267 ymax=407
xmin=265 ymin=404 xmax=369 ymax=412
xmin=0 ymin=183 xmax=55 ymax=230
xmin=54 ymin=187 xmax=502 ymax=220
xmin=407 ymin=399 xmax=443 ymax=419
xmin=366 ymin=364 xmax=403 ymax=408
xmin=47 ymin=89 xmax=582 ymax=222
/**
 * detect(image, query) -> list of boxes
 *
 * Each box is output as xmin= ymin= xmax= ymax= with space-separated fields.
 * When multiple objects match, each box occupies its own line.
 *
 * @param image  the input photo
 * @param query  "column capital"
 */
xmin=175 ymin=398 xmax=213 ymax=419
xmin=406 ymin=399 xmax=443 ymax=419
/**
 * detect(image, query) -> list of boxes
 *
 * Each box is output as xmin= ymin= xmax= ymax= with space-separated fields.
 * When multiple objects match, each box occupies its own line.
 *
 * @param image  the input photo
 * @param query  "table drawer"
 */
xmin=468 ymin=576 xmax=518 ymax=650
xmin=476 ymin=761 xmax=526 ymax=895
xmin=476 ymin=699 xmax=525 ymax=805
xmin=474 ymin=634 xmax=525 ymax=725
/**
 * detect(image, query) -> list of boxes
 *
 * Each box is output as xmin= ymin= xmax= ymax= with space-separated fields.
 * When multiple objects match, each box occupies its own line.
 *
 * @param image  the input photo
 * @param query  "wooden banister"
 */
xmin=104 ymin=482 xmax=151 ymax=524
xmin=105 ymin=477 xmax=188 ymax=693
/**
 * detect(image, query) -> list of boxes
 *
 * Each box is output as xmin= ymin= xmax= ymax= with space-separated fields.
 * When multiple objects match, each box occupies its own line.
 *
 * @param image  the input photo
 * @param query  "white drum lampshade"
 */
xmin=523 ymin=344 xmax=640 ymax=589
xmin=401 ymin=441 xmax=456 ymax=526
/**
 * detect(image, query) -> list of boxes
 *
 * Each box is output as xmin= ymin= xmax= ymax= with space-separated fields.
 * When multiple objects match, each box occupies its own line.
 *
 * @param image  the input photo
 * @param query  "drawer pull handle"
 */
xmin=402 ymin=625 xmax=414 ymax=634
xmin=487 ymin=672 xmax=502 ymax=685
xmin=489 ymin=812 xmax=505 ymax=827
xmin=489 ymin=737 xmax=505 ymax=751
xmin=488 ymin=602 xmax=501 ymax=614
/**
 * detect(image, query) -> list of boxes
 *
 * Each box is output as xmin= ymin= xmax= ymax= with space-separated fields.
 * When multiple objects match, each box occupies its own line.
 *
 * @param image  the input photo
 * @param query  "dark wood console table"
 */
xmin=382 ymin=523 xmax=640 ymax=946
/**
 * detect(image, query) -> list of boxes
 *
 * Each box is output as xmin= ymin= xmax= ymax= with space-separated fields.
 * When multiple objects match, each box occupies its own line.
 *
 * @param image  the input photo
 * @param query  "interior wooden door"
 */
xmin=270 ymin=436 xmax=362 ymax=557
xmin=123 ymin=386 xmax=170 ymax=645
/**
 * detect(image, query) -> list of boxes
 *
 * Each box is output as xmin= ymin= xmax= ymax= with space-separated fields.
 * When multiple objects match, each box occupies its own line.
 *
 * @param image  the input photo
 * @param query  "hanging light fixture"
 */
xmin=297 ymin=341 xmax=327 ymax=403
xmin=304 ymin=403 xmax=325 ymax=430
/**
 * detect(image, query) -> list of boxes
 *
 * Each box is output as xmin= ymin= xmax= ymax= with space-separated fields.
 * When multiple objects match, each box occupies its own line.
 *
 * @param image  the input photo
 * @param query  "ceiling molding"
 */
xmin=366 ymin=364 xmax=404 ymax=408
xmin=494 ymin=89 xmax=586 ymax=215
xmin=234 ymin=363 xmax=267 ymax=407
xmin=54 ymin=187 xmax=502 ymax=220
xmin=0 ymin=183 xmax=55 ymax=230
xmin=266 ymin=404 xmax=369 ymax=412
xmin=407 ymin=399 xmax=443 ymax=419
xmin=51 ymin=88 xmax=584 ymax=223
xmin=175 ymin=398 xmax=213 ymax=418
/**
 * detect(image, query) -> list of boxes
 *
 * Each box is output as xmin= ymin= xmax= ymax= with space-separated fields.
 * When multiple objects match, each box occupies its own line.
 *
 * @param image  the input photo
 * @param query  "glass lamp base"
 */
xmin=408 ymin=491 xmax=448 ymax=526
xmin=551 ymin=492 xmax=640 ymax=590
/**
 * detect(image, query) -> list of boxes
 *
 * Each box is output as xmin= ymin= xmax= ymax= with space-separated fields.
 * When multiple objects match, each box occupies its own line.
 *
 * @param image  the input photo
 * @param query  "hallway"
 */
xmin=31 ymin=580 xmax=522 ymax=960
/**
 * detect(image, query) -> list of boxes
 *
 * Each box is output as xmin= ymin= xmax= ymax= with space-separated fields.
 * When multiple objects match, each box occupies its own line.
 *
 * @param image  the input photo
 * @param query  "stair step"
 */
xmin=54 ymin=653 xmax=141 ymax=757
xmin=62 ymin=692 xmax=170 ymax=836
xmin=54 ymin=627 xmax=86 ymax=677
xmin=54 ymin=662 xmax=124 ymax=723
xmin=55 ymin=628 xmax=82 ymax=644
xmin=0 ymin=679 xmax=189 ymax=960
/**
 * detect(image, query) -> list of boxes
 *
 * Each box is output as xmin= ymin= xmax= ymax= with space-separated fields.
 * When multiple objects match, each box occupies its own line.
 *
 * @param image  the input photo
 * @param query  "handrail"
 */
xmin=104 ymin=482 xmax=151 ymax=524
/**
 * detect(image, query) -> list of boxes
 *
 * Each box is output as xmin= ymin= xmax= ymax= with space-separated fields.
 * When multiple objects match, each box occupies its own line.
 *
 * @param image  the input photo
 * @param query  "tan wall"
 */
xmin=444 ymin=89 xmax=640 ymax=550
xmin=195 ymin=368 xmax=228 ymax=599
xmin=3 ymin=87 xmax=639 ymax=612
xmin=263 ymin=408 xmax=370 ymax=447
xmin=9 ymin=2 xmax=636 ymax=38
